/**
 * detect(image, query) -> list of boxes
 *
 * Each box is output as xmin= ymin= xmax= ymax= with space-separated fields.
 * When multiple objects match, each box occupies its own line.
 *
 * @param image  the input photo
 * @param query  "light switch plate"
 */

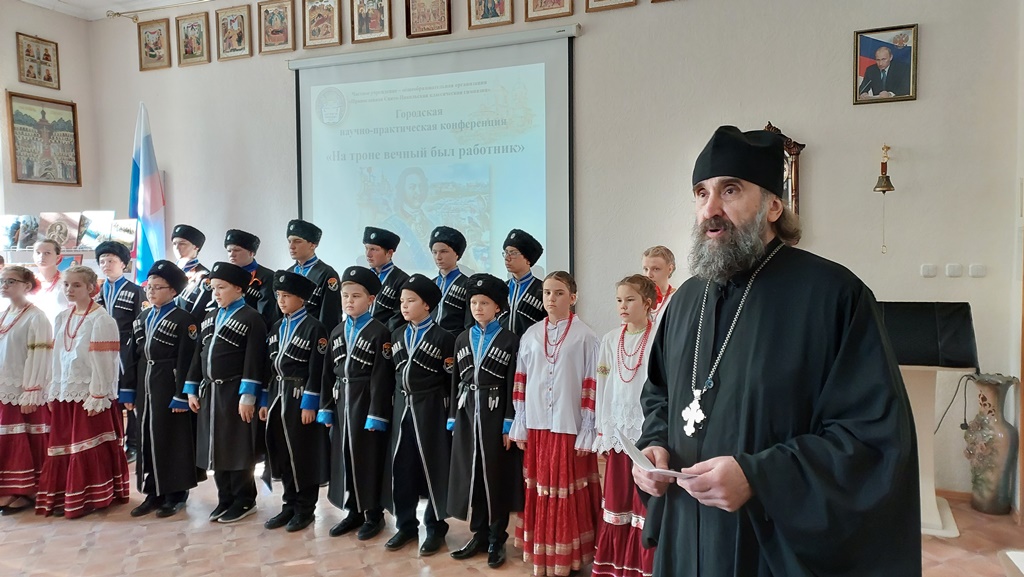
xmin=945 ymin=264 xmax=963 ymax=278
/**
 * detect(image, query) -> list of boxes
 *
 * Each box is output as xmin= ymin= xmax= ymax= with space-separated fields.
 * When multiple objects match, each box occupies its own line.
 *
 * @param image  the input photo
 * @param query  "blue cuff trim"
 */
xmin=317 ymin=410 xmax=334 ymax=426
xmin=446 ymin=418 xmax=455 ymax=431
xmin=259 ymin=391 xmax=269 ymax=408
xmin=502 ymin=419 xmax=513 ymax=435
xmin=238 ymin=379 xmax=259 ymax=397
xmin=118 ymin=390 xmax=136 ymax=405
xmin=365 ymin=417 xmax=388 ymax=432
xmin=183 ymin=381 xmax=199 ymax=396
xmin=300 ymin=392 xmax=320 ymax=411
xmin=168 ymin=398 xmax=189 ymax=410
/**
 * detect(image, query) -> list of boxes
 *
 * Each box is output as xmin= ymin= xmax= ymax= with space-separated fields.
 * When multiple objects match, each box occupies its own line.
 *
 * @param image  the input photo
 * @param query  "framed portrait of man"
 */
xmin=854 ymin=24 xmax=918 ymax=104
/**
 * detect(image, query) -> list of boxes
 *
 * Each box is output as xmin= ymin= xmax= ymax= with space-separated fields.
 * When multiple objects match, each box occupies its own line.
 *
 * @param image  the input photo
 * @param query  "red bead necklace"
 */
xmin=63 ymin=303 xmax=94 ymax=352
xmin=544 ymin=313 xmax=574 ymax=364
xmin=650 ymin=285 xmax=673 ymax=315
xmin=0 ymin=304 xmax=33 ymax=338
xmin=617 ymin=320 xmax=652 ymax=383
xmin=42 ymin=271 xmax=61 ymax=293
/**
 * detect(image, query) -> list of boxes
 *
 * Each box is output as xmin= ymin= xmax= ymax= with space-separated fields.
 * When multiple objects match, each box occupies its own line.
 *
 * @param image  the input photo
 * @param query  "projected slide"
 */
xmin=309 ymin=64 xmax=547 ymax=277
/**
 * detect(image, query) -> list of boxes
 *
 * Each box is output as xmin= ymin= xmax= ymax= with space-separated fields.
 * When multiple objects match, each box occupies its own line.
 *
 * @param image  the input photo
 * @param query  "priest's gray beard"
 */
xmin=688 ymin=197 xmax=769 ymax=284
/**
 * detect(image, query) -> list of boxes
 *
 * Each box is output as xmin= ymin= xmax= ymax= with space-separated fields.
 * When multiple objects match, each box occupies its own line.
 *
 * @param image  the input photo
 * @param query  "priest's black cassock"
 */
xmin=638 ymin=239 xmax=920 ymax=577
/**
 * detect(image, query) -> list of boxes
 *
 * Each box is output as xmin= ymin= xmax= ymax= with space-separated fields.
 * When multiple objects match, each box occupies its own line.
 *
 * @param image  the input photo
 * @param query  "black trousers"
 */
xmin=214 ymin=469 xmax=256 ymax=508
xmin=139 ymin=446 xmax=188 ymax=504
xmin=125 ymin=406 xmax=138 ymax=451
xmin=468 ymin=450 xmax=509 ymax=546
xmin=343 ymin=449 xmax=383 ymax=522
xmin=280 ymin=461 xmax=319 ymax=516
xmin=392 ymin=413 xmax=447 ymax=535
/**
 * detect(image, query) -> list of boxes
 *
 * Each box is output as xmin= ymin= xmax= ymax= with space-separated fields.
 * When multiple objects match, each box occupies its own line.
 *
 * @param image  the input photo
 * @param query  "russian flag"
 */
xmin=129 ymin=103 xmax=166 ymax=284
xmin=858 ymin=35 xmax=913 ymax=78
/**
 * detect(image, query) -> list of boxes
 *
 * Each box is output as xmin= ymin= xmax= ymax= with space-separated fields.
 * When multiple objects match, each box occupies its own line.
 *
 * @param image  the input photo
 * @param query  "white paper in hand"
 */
xmin=615 ymin=427 xmax=697 ymax=480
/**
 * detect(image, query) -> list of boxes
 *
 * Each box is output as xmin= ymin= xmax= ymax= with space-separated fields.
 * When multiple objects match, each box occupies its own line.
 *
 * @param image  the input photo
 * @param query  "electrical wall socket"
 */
xmin=968 ymin=264 xmax=987 ymax=278
xmin=920 ymin=264 xmax=938 ymax=278
xmin=945 ymin=264 xmax=963 ymax=278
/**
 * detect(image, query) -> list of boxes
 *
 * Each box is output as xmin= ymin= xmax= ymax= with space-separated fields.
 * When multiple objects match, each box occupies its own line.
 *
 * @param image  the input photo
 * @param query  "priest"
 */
xmin=634 ymin=126 xmax=921 ymax=576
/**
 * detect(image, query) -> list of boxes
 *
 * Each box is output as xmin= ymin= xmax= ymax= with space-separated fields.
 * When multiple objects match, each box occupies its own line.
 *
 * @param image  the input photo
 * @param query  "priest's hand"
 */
xmin=20 ymin=404 xmax=37 ymax=415
xmin=239 ymin=403 xmax=255 ymax=423
xmin=188 ymin=395 xmax=201 ymax=413
xmin=633 ymin=446 xmax=672 ymax=497
xmin=301 ymin=409 xmax=316 ymax=425
xmin=677 ymin=456 xmax=752 ymax=512
xmin=259 ymin=407 xmax=269 ymax=422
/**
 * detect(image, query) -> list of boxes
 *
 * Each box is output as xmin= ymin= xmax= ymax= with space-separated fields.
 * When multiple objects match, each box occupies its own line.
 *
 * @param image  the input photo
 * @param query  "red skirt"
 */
xmin=592 ymin=450 xmax=655 ymax=577
xmin=0 ymin=402 xmax=51 ymax=498
xmin=515 ymin=429 xmax=602 ymax=576
xmin=35 ymin=401 xmax=130 ymax=518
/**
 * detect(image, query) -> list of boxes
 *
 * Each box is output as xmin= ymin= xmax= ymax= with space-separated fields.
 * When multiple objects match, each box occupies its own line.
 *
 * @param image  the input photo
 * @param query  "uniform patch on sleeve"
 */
xmin=317 ymin=337 xmax=328 ymax=354
xmin=382 ymin=342 xmax=392 ymax=359
xmin=327 ymin=278 xmax=339 ymax=291
xmin=188 ymin=324 xmax=198 ymax=340
xmin=141 ymin=300 xmax=152 ymax=310
xmin=444 ymin=357 xmax=455 ymax=374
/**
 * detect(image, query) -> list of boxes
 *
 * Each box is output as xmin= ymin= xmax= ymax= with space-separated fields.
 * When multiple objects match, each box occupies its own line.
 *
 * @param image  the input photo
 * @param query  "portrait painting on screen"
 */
xmin=525 ymin=0 xmax=571 ymax=22
xmin=356 ymin=164 xmax=493 ymax=274
xmin=216 ymin=5 xmax=252 ymax=60
xmin=351 ymin=0 xmax=391 ymax=42
xmin=17 ymin=33 xmax=60 ymax=90
xmin=854 ymin=24 xmax=917 ymax=104
xmin=406 ymin=0 xmax=451 ymax=38
xmin=138 ymin=19 xmax=172 ymax=71
xmin=259 ymin=0 xmax=296 ymax=53
xmin=304 ymin=0 xmax=341 ymax=48
xmin=176 ymin=12 xmax=211 ymax=66
xmin=6 ymin=91 xmax=81 ymax=186
xmin=468 ymin=0 xmax=512 ymax=29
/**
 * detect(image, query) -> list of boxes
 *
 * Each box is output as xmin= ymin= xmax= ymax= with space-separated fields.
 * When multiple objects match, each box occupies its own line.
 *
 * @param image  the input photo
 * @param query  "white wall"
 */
xmin=0 ymin=0 xmax=100 ymax=213
xmin=7 ymin=0 xmax=1023 ymax=494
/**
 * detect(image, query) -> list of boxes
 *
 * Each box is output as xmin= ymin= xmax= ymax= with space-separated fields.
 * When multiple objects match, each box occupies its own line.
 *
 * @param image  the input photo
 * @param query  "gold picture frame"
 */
xmin=138 ymin=18 xmax=172 ymax=71
xmin=764 ymin=122 xmax=805 ymax=215
xmin=853 ymin=23 xmax=918 ymax=105
xmin=303 ymin=0 xmax=342 ymax=48
xmin=176 ymin=12 xmax=212 ymax=67
xmin=6 ymin=91 xmax=82 ymax=186
xmin=216 ymin=5 xmax=253 ymax=61
xmin=525 ymin=0 xmax=572 ymax=22
xmin=16 ymin=33 xmax=60 ymax=90
xmin=258 ymin=0 xmax=296 ymax=54
xmin=351 ymin=0 xmax=392 ymax=43
xmin=406 ymin=0 xmax=451 ymax=38
xmin=467 ymin=0 xmax=512 ymax=29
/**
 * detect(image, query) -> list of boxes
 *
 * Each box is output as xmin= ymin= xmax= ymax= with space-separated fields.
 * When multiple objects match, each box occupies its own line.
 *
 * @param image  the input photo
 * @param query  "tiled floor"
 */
xmin=1 ymin=469 xmax=1022 ymax=576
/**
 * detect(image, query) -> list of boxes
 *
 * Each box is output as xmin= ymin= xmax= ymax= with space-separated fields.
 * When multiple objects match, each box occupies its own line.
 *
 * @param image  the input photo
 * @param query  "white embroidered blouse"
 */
xmin=0 ymin=304 xmax=53 ymax=406
xmin=49 ymin=305 xmax=121 ymax=413
xmin=593 ymin=325 xmax=653 ymax=454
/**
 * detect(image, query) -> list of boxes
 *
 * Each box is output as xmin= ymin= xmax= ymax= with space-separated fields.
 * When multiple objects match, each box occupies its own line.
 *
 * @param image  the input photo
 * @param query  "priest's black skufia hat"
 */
xmin=429 ymin=226 xmax=467 ymax=258
xmin=146 ymin=260 xmax=188 ymax=294
xmin=225 ymin=229 xmax=261 ymax=253
xmin=208 ymin=261 xmax=251 ymax=289
xmin=342 ymin=265 xmax=382 ymax=295
xmin=465 ymin=273 xmax=509 ymax=311
xmin=401 ymin=273 xmax=442 ymax=311
xmin=94 ymin=241 xmax=130 ymax=267
xmin=691 ymin=125 xmax=785 ymax=197
xmin=273 ymin=270 xmax=316 ymax=301
xmin=287 ymin=219 xmax=322 ymax=244
xmin=503 ymin=229 xmax=543 ymax=266
xmin=172 ymin=224 xmax=206 ymax=249
xmin=363 ymin=227 xmax=401 ymax=252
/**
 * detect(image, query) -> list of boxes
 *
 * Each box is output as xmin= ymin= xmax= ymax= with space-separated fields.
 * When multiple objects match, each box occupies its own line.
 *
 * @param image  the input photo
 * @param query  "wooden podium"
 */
xmin=900 ymin=365 xmax=971 ymax=538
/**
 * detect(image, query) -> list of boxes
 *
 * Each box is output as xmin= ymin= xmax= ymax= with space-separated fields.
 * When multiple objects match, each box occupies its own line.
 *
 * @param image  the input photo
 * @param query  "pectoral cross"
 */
xmin=682 ymin=391 xmax=706 ymax=437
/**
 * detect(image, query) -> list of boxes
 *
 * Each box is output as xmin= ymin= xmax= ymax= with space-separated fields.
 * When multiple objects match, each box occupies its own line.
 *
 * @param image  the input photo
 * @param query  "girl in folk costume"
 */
xmin=319 ymin=266 xmax=394 ymax=541
xmin=641 ymin=246 xmax=676 ymax=331
xmin=592 ymin=275 xmax=658 ymax=577
xmin=382 ymin=274 xmax=455 ymax=556
xmin=184 ymin=262 xmax=268 ymax=524
xmin=259 ymin=271 xmax=330 ymax=533
xmin=28 ymin=239 xmax=69 ymax=324
xmin=0 ymin=267 xmax=53 ymax=514
xmin=120 ymin=261 xmax=200 ymax=518
xmin=446 ymin=273 xmax=521 ymax=569
xmin=509 ymin=271 xmax=602 ymax=577
xmin=36 ymin=265 xmax=130 ymax=517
